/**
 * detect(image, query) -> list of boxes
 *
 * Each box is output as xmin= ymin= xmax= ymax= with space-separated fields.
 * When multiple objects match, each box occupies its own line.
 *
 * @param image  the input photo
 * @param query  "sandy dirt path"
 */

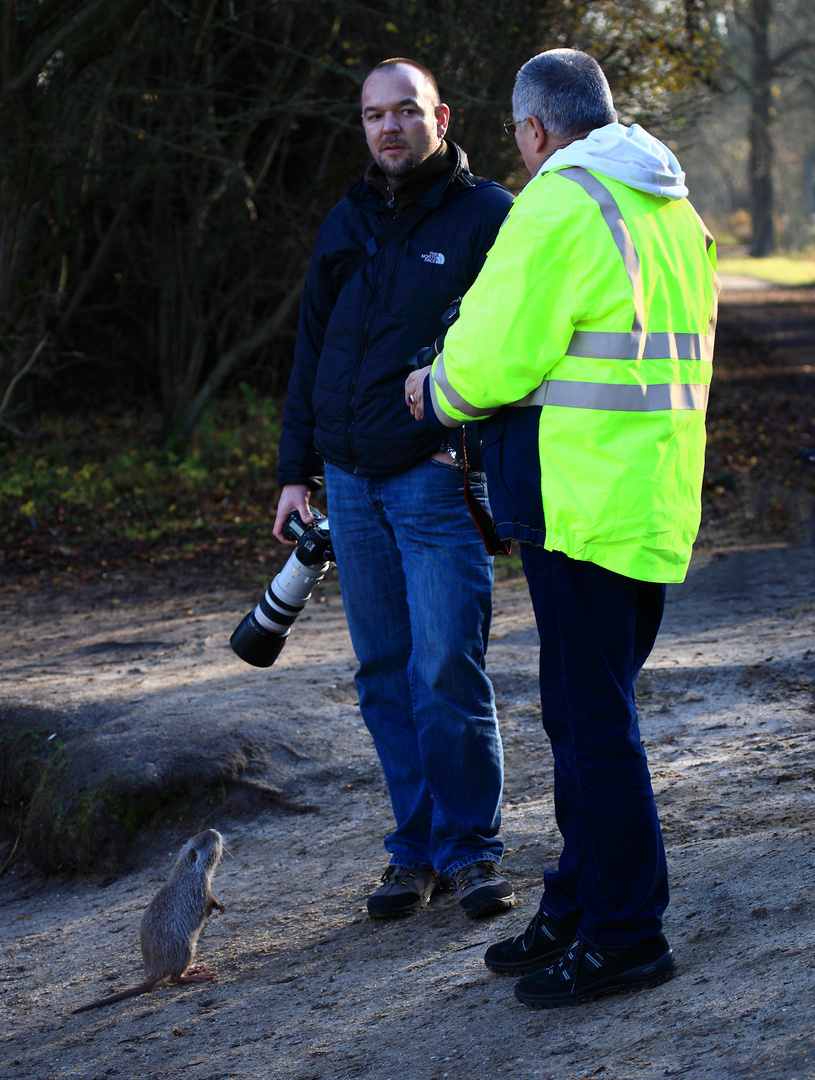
xmin=1 ymin=541 xmax=814 ymax=1080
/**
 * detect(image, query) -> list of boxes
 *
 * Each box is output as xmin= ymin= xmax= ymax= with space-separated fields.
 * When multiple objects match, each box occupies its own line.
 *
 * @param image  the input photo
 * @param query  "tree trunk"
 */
xmin=748 ymin=0 xmax=775 ymax=256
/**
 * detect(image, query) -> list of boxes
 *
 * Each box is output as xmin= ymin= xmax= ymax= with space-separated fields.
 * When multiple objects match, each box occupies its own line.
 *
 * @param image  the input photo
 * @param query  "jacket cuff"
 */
xmin=420 ymin=372 xmax=454 ymax=433
xmin=276 ymin=471 xmax=325 ymax=491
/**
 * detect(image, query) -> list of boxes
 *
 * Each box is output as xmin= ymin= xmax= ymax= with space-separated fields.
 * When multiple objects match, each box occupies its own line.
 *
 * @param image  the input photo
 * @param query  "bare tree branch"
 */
xmin=772 ymin=39 xmax=815 ymax=70
xmin=178 ymin=272 xmax=307 ymax=440
xmin=7 ymin=0 xmax=132 ymax=92
xmin=0 ymin=332 xmax=51 ymax=422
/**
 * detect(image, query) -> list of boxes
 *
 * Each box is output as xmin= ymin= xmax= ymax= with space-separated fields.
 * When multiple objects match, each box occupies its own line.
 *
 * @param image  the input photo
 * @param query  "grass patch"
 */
xmin=0 ymin=384 xmax=292 ymax=588
xmin=717 ymin=253 xmax=815 ymax=287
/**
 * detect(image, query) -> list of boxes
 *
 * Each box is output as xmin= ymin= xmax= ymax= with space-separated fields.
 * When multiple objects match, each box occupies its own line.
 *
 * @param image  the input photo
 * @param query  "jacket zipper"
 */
xmin=346 ymin=226 xmax=394 ymax=471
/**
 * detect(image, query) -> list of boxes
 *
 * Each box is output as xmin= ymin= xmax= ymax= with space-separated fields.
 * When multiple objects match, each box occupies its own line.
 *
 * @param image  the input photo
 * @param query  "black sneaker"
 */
xmin=514 ymin=933 xmax=676 ymax=1009
xmin=367 ymin=865 xmax=441 ymax=919
xmin=484 ymin=907 xmax=583 ymax=975
xmin=453 ymin=860 xmax=516 ymax=919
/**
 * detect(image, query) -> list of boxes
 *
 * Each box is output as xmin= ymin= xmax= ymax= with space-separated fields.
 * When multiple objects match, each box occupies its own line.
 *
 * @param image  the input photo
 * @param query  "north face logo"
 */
xmin=420 ymin=251 xmax=446 ymax=265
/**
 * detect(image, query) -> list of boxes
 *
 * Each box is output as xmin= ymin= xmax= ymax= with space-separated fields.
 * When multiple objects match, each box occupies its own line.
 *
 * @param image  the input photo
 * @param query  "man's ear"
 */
xmin=527 ymin=115 xmax=548 ymax=154
xmin=435 ymin=103 xmax=451 ymax=139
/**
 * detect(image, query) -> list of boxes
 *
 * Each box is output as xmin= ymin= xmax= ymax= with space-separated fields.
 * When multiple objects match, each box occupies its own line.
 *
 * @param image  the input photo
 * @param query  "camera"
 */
xmin=230 ymin=508 xmax=334 ymax=668
xmin=406 ymin=297 xmax=461 ymax=370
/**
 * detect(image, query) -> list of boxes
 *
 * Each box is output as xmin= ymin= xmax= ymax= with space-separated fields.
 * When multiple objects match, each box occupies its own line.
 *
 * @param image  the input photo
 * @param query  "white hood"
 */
xmin=539 ymin=123 xmax=688 ymax=200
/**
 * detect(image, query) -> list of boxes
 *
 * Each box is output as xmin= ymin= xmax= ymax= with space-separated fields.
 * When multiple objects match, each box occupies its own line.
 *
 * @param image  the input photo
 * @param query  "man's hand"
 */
xmin=273 ymin=484 xmax=313 ymax=543
xmin=405 ymin=364 xmax=432 ymax=420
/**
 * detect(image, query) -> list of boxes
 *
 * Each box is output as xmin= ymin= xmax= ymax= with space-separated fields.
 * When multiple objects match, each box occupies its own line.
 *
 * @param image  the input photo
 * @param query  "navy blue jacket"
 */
xmin=277 ymin=144 xmax=513 ymax=483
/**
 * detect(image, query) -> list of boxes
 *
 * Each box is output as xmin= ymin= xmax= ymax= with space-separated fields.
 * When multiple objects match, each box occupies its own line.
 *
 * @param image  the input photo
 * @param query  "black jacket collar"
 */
xmin=348 ymin=141 xmax=472 ymax=213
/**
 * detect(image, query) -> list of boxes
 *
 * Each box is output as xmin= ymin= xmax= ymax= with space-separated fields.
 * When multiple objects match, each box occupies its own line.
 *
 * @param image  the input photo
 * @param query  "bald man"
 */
xmin=274 ymin=59 xmax=515 ymax=922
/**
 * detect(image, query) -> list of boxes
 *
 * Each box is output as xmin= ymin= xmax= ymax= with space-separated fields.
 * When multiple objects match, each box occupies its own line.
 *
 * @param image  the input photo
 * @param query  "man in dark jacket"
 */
xmin=274 ymin=58 xmax=515 ymax=920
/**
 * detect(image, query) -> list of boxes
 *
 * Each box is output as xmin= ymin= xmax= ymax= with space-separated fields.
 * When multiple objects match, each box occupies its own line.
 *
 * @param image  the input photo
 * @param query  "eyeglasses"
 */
xmin=503 ymin=116 xmax=529 ymax=136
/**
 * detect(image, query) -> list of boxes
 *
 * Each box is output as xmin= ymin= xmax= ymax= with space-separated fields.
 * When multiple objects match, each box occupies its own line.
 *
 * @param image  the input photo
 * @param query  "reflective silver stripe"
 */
xmin=431 ymin=352 xmax=497 ymax=423
xmin=432 ymin=168 xmax=714 ymax=425
xmin=511 ymin=379 xmax=709 ymax=411
xmin=567 ymin=330 xmax=716 ymax=363
xmin=428 ymin=374 xmax=467 ymax=428
xmin=559 ymin=168 xmax=645 ymax=333
xmin=558 ymin=167 xmax=716 ymax=351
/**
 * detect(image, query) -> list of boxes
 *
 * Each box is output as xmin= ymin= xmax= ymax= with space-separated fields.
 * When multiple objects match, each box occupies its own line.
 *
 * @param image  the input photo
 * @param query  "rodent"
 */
xmin=72 ymin=828 xmax=226 ymax=1013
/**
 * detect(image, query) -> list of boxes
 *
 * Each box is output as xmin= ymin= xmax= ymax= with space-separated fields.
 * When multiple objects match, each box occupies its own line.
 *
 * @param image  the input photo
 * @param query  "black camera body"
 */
xmin=406 ymin=297 xmax=461 ymax=370
xmin=230 ymin=509 xmax=334 ymax=668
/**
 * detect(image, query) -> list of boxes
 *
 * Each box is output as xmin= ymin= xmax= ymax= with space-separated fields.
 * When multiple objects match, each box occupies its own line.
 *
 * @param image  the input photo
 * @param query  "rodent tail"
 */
xmin=71 ymin=978 xmax=158 ymax=1013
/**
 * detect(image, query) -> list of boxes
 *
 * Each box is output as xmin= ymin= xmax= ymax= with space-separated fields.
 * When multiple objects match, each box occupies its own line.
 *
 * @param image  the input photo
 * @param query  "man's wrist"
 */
xmin=277 ymin=475 xmax=324 ymax=492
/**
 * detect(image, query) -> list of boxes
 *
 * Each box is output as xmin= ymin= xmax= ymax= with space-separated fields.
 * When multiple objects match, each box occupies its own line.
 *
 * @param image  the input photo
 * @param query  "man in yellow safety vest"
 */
xmin=406 ymin=48 xmax=719 ymax=1009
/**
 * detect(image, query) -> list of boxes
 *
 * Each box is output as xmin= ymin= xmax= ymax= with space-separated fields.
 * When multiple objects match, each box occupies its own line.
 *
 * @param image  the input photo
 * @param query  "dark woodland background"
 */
xmin=1 ymin=1 xmax=813 ymax=589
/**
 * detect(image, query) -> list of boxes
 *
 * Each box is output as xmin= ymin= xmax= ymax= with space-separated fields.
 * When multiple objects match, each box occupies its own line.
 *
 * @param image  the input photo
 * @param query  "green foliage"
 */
xmin=0 ymin=384 xmax=285 ymax=585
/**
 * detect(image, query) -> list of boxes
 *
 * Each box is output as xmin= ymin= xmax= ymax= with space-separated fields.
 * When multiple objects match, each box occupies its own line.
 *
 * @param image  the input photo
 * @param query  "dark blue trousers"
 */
xmin=520 ymin=544 xmax=669 ymax=948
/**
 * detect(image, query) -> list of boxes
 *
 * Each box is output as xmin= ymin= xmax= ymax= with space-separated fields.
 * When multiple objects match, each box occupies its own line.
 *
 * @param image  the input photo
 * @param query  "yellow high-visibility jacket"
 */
xmin=430 ymin=151 xmax=719 ymax=584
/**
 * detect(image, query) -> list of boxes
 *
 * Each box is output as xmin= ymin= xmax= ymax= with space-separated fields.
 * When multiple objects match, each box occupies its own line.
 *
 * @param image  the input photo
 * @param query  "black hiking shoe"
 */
xmin=452 ymin=860 xmax=516 ymax=919
xmin=513 ymin=933 xmax=676 ymax=1009
xmin=367 ymin=865 xmax=441 ymax=919
xmin=484 ymin=907 xmax=583 ymax=975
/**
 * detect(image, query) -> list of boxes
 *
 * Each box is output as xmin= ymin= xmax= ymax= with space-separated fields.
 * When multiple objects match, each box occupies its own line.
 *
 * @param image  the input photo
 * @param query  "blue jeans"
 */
xmin=324 ymin=460 xmax=504 ymax=875
xmin=520 ymin=544 xmax=669 ymax=948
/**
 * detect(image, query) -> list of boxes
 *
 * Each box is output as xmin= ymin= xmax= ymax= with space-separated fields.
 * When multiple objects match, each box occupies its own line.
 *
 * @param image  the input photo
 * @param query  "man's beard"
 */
xmin=376 ymin=150 xmax=416 ymax=179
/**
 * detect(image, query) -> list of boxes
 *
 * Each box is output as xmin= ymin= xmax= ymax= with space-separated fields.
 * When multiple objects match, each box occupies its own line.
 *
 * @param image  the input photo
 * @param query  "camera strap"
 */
xmin=335 ymin=203 xmax=435 ymax=292
xmin=461 ymin=429 xmax=512 ymax=557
